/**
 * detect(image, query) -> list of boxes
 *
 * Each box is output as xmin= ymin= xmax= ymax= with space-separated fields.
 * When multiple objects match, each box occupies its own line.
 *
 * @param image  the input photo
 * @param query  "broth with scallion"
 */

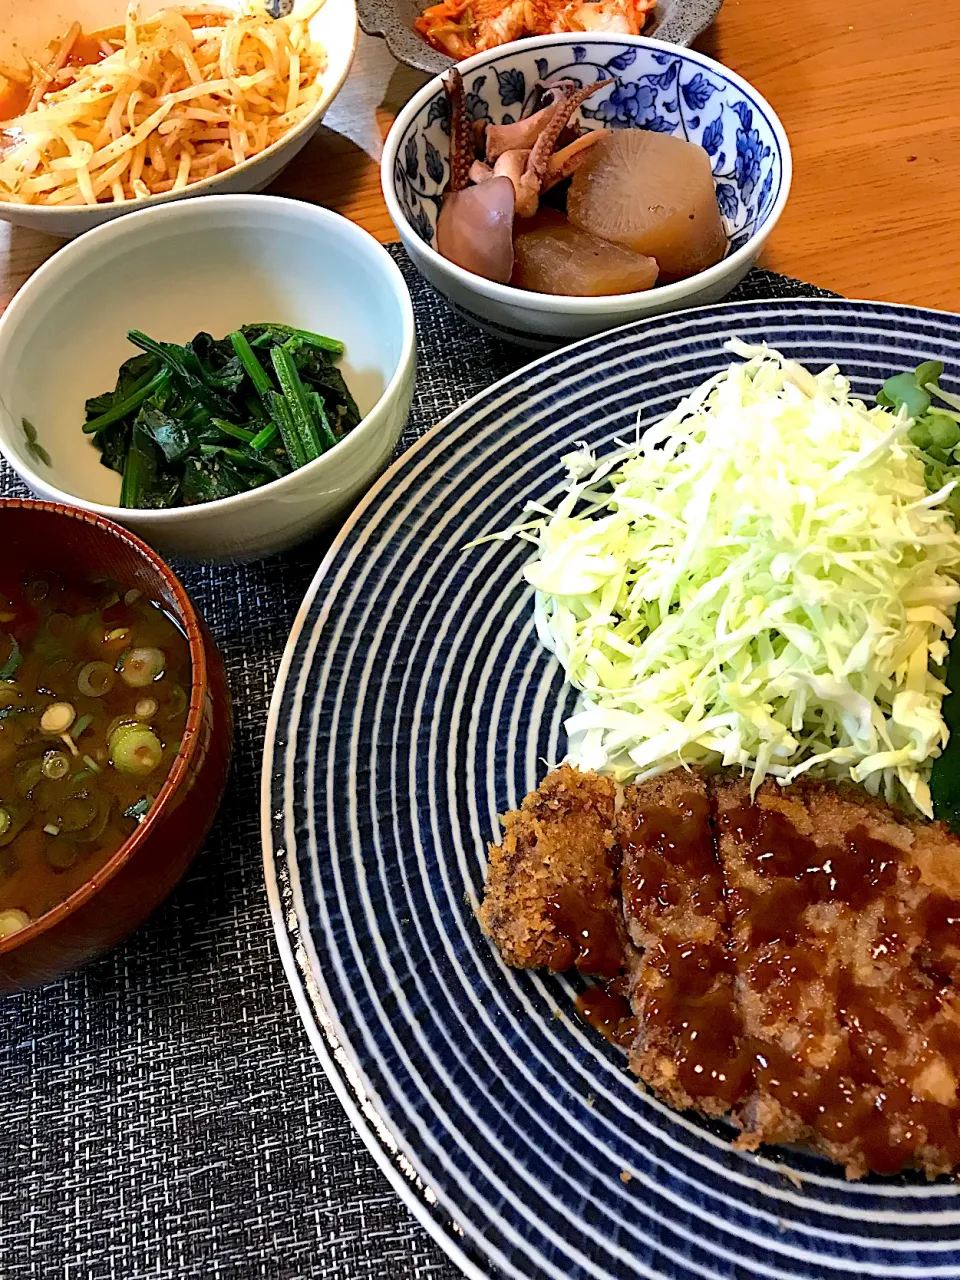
xmin=0 ymin=572 xmax=190 ymax=939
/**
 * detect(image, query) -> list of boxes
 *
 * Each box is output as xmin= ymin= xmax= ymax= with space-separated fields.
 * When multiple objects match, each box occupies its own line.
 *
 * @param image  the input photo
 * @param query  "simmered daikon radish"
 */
xmin=511 ymin=209 xmax=658 ymax=296
xmin=567 ymin=131 xmax=726 ymax=282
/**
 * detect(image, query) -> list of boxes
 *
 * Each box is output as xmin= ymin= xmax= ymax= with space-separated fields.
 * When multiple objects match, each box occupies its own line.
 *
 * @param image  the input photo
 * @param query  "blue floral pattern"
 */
xmin=681 ymin=72 xmax=717 ymax=112
xmin=392 ymin=41 xmax=783 ymax=253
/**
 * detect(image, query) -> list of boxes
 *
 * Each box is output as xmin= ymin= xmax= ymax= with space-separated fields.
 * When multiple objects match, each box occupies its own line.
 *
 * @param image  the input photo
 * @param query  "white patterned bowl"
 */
xmin=382 ymin=34 xmax=792 ymax=346
xmin=0 ymin=0 xmax=358 ymax=238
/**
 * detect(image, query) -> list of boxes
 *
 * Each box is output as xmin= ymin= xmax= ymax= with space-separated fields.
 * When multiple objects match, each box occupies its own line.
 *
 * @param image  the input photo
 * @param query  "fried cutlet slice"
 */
xmin=711 ymin=775 xmax=849 ymax=1152
xmin=477 ymin=766 xmax=628 ymax=977
xmin=480 ymin=761 xmax=960 ymax=1180
xmin=799 ymin=783 xmax=960 ymax=1178
xmin=712 ymin=774 xmax=960 ymax=1179
xmin=618 ymin=770 xmax=751 ymax=1118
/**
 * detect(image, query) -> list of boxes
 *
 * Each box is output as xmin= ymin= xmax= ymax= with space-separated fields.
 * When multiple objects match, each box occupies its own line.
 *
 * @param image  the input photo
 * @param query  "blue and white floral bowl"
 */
xmin=382 ymin=35 xmax=791 ymax=346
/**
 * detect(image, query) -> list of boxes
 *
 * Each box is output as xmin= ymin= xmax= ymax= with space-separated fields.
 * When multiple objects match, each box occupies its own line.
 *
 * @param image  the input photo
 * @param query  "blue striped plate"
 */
xmin=262 ymin=299 xmax=960 ymax=1280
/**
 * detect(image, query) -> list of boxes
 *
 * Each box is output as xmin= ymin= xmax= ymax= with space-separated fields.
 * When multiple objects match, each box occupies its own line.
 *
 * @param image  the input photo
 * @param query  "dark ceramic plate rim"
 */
xmin=356 ymin=0 xmax=724 ymax=75
xmin=261 ymin=296 xmax=960 ymax=1280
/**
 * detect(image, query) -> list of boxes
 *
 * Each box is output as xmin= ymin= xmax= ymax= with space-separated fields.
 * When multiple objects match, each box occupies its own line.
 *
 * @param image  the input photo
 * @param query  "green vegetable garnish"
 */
xmin=21 ymin=418 xmax=51 ymax=466
xmin=876 ymin=359 xmax=960 ymax=829
xmin=249 ymin=422 xmax=279 ymax=451
xmin=70 ymin=713 xmax=94 ymax=739
xmin=0 ymin=635 xmax=22 ymax=681
xmin=82 ymin=367 xmax=169 ymax=434
xmin=245 ymin=322 xmax=345 ymax=355
xmin=271 ymin=346 xmax=323 ymax=463
xmin=85 ymin=324 xmax=358 ymax=509
xmin=309 ymin=391 xmax=338 ymax=451
xmin=267 ymin=389 xmax=307 ymax=469
xmin=877 ymin=359 xmax=960 ymax=525
xmin=210 ymin=418 xmax=257 ymax=445
xmin=0 ymin=704 xmax=33 ymax=722
xmin=123 ymin=796 xmax=153 ymax=819
xmin=109 ymin=723 xmax=163 ymax=776
xmin=229 ymin=330 xmax=274 ymax=400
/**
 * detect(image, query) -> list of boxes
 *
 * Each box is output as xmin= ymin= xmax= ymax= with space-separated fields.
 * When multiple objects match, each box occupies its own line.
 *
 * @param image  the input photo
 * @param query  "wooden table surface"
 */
xmin=2 ymin=0 xmax=960 ymax=313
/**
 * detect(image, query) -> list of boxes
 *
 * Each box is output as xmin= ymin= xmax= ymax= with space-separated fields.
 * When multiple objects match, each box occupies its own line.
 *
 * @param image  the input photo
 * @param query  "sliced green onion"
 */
xmin=0 ymin=634 xmax=21 ymax=681
xmin=70 ymin=713 xmax=94 ymax=739
xmin=0 ymin=807 xmax=10 ymax=837
xmin=123 ymin=796 xmax=153 ymax=819
xmin=57 ymin=791 xmax=100 ymax=833
xmin=135 ymin=697 xmax=158 ymax=720
xmin=163 ymin=685 xmax=187 ymax=722
xmin=43 ymin=822 xmax=60 ymax=836
xmin=110 ymin=723 xmax=163 ymax=775
xmin=119 ymin=647 xmax=165 ymax=687
xmin=81 ymin=754 xmax=101 ymax=774
xmin=46 ymin=840 xmax=78 ymax=867
xmin=78 ymin=661 xmax=116 ymax=697
xmin=14 ymin=759 xmax=43 ymax=797
xmin=0 ymin=908 xmax=30 ymax=937
xmin=42 ymin=751 xmax=70 ymax=780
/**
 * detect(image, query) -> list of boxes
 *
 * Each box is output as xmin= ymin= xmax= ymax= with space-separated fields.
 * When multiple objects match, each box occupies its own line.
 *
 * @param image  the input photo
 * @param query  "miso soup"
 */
xmin=0 ymin=571 xmax=191 ymax=937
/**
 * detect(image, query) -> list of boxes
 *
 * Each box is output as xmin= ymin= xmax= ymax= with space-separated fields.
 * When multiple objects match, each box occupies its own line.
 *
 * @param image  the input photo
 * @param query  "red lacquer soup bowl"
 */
xmin=0 ymin=499 xmax=232 ymax=990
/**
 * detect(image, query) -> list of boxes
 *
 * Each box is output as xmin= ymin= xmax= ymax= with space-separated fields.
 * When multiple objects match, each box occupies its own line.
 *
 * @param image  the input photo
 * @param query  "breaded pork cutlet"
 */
xmin=713 ymin=775 xmax=960 ymax=1178
xmin=618 ymin=770 xmax=749 ymax=1118
xmin=479 ymin=764 xmax=960 ymax=1179
xmin=477 ymin=766 xmax=628 ymax=977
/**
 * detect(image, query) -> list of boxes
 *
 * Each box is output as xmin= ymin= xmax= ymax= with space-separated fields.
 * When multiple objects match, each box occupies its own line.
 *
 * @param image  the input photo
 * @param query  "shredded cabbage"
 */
xmin=518 ymin=340 xmax=960 ymax=815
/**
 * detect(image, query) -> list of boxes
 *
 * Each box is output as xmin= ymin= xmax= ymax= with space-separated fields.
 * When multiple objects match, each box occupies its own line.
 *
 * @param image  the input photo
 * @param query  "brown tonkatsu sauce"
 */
xmin=480 ymin=765 xmax=960 ymax=1178
xmin=620 ymin=789 xmax=720 ymax=919
xmin=717 ymin=789 xmax=960 ymax=1177
xmin=575 ymin=985 xmax=638 ymax=1047
xmin=545 ymin=881 xmax=626 ymax=979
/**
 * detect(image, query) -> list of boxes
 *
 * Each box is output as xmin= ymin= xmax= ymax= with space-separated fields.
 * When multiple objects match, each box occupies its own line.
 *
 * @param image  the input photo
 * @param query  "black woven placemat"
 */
xmin=0 ymin=249 xmax=837 ymax=1280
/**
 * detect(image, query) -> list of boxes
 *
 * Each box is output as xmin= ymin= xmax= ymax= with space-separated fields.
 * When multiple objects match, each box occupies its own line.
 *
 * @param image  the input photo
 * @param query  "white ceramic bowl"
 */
xmin=0 ymin=194 xmax=416 ymax=560
xmin=382 ymin=34 xmax=792 ymax=347
xmin=0 ymin=0 xmax=358 ymax=237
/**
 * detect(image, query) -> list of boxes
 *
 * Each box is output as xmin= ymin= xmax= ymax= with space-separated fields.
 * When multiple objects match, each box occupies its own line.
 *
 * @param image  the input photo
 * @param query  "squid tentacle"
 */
xmin=515 ymin=79 xmax=613 ymax=217
xmin=442 ymin=68 xmax=475 ymax=193
xmin=541 ymin=128 xmax=609 ymax=192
